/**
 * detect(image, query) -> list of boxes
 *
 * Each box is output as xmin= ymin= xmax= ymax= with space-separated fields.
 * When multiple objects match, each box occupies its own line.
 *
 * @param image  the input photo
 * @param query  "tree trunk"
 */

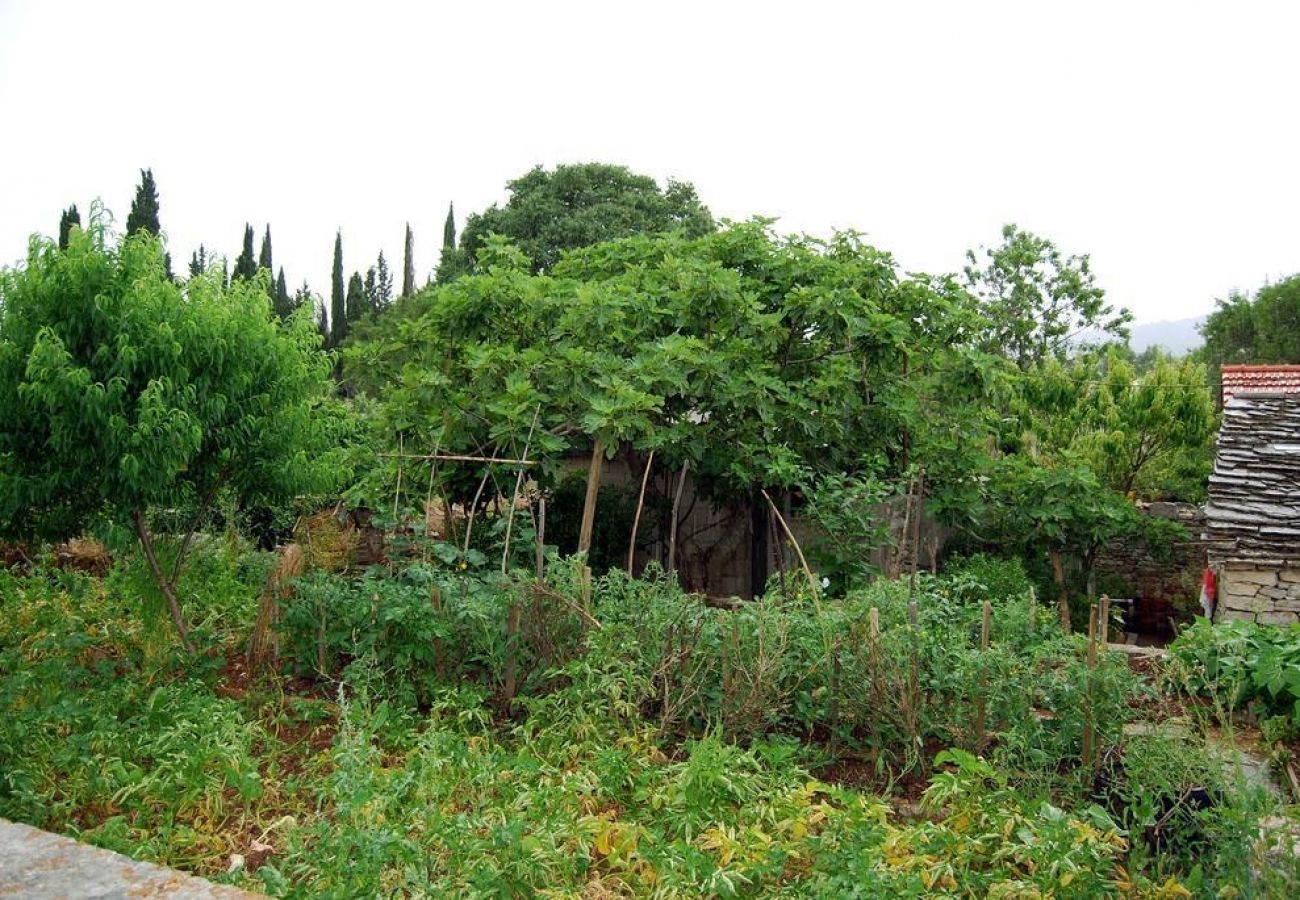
xmin=577 ymin=439 xmax=605 ymax=557
xmin=132 ymin=509 xmax=195 ymax=655
xmin=1050 ymin=549 xmax=1071 ymax=634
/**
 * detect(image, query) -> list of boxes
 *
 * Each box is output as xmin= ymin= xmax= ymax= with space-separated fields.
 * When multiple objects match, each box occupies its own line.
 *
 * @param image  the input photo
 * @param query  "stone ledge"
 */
xmin=0 ymin=819 xmax=262 ymax=899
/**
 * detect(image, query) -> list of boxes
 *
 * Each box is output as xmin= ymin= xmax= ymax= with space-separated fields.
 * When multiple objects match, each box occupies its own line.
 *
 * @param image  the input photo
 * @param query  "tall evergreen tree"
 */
xmin=258 ymin=225 xmax=273 ymax=272
xmin=234 ymin=224 xmax=257 ymax=281
xmin=58 ymin=205 xmax=81 ymax=250
xmin=126 ymin=169 xmax=161 ymax=237
xmin=443 ymin=202 xmax=456 ymax=251
xmin=125 ymin=169 xmax=171 ymax=278
xmin=330 ymin=231 xmax=346 ymax=348
xmin=346 ymin=272 xmax=367 ymax=323
xmin=316 ymin=298 xmax=329 ymax=344
xmin=375 ymin=251 xmax=394 ymax=310
xmin=364 ymin=267 xmax=378 ymax=311
xmin=273 ymin=267 xmax=292 ymax=319
xmin=402 ymin=223 xmax=415 ymax=297
xmin=189 ymin=245 xmax=208 ymax=278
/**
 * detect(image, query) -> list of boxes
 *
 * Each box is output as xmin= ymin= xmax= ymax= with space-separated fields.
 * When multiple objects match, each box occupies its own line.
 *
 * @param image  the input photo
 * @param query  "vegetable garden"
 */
xmin=1 ymin=196 xmax=1298 ymax=897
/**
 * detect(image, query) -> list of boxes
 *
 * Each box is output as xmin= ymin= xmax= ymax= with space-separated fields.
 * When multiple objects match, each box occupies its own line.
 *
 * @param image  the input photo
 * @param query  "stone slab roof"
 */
xmin=1205 ymin=393 xmax=1300 ymax=565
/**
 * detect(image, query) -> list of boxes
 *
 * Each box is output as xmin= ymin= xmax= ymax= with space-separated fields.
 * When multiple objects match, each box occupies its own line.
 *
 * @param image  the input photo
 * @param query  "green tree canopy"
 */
xmin=436 ymin=163 xmax=716 ymax=281
xmin=0 ymin=211 xmax=334 ymax=649
xmin=964 ymin=224 xmax=1131 ymax=369
xmin=1201 ymin=275 xmax=1300 ymax=369
xmin=351 ymin=221 xmax=1001 ymax=520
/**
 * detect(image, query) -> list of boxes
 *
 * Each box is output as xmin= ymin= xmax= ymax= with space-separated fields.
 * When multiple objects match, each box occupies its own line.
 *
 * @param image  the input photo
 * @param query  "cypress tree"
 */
xmin=402 ymin=223 xmax=415 ymax=297
xmin=330 ymin=231 xmax=346 ymax=348
xmin=316 ymin=299 xmax=329 ymax=344
xmin=58 ymin=205 xmax=81 ymax=250
xmin=375 ymin=251 xmax=393 ymax=310
xmin=443 ymin=202 xmax=456 ymax=251
xmin=234 ymin=224 xmax=257 ymax=281
xmin=346 ymin=272 xmax=367 ymax=323
xmin=126 ymin=169 xmax=161 ymax=237
xmin=274 ymin=267 xmax=291 ymax=319
xmin=258 ymin=225 xmax=273 ymax=272
xmin=126 ymin=169 xmax=171 ymax=278
xmin=189 ymin=245 xmax=208 ymax=278
xmin=364 ymin=267 xmax=377 ymax=312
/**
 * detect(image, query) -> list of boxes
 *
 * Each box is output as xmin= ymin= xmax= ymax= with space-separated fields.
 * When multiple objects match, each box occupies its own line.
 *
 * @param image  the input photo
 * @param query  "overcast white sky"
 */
xmin=2 ymin=1 xmax=1297 ymax=325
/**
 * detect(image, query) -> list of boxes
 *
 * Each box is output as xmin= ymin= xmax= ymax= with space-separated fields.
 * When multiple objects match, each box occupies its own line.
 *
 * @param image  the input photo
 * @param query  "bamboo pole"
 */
xmin=626 ymin=449 xmax=655 ymax=574
xmin=1082 ymin=603 xmax=1098 ymax=769
xmin=667 ymin=460 xmax=689 ymax=577
xmin=577 ymin=440 xmax=605 ymax=557
xmin=909 ymin=468 xmax=925 ymax=598
xmin=393 ymin=434 xmax=404 ymax=525
xmin=500 ymin=407 xmax=541 ymax=575
xmin=974 ymin=600 xmax=991 ymax=750
xmin=761 ymin=488 xmax=819 ymax=601
xmin=378 ymin=452 xmax=538 ymax=466
xmin=535 ymin=498 xmax=546 ymax=581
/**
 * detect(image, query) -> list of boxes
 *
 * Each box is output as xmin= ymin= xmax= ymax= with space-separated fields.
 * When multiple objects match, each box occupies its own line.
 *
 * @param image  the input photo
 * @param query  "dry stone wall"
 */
xmin=1218 ymin=563 xmax=1300 ymax=625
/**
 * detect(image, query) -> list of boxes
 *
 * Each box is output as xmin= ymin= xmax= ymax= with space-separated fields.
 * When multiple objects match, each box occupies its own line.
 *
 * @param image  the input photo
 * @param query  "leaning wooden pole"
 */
xmin=626 ymin=449 xmax=655 ymax=574
xmin=577 ymin=439 xmax=605 ymax=557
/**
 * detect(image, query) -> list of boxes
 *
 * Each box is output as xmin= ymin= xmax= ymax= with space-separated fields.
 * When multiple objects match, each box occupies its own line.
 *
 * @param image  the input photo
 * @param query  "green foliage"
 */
xmin=437 ymin=162 xmax=716 ymax=280
xmin=801 ymin=471 xmax=891 ymax=591
xmin=1022 ymin=350 xmax=1216 ymax=501
xmin=1201 ymin=274 xmax=1300 ymax=369
xmin=352 ymin=222 xmax=1003 ymax=546
xmin=57 ymin=204 xmax=80 ymax=250
xmin=1170 ymin=618 xmax=1300 ymax=723
xmin=329 ymin=231 xmax=345 ymax=348
xmin=964 ymin=223 xmax=1131 ymax=369
xmin=401 ymin=222 xmax=415 ymax=298
xmin=233 ymin=223 xmax=256 ymax=282
xmin=0 ymin=214 xmax=335 ymax=541
xmin=14 ymin=550 xmax=1298 ymax=896
xmin=125 ymin=168 xmax=161 ymax=238
xmin=942 ymin=553 xmax=1033 ymax=604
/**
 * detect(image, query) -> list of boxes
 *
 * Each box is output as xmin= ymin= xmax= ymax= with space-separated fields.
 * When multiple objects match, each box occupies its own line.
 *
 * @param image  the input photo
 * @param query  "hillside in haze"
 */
xmin=1128 ymin=315 xmax=1205 ymax=354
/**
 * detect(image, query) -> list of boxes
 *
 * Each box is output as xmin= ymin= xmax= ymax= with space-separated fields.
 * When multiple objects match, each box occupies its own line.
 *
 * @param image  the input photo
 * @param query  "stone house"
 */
xmin=1205 ymin=365 xmax=1300 ymax=624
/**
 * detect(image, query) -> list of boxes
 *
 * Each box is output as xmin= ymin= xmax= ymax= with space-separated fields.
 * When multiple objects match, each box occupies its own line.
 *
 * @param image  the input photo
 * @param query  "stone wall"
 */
xmin=1093 ymin=501 xmax=1206 ymax=632
xmin=1217 ymin=563 xmax=1300 ymax=625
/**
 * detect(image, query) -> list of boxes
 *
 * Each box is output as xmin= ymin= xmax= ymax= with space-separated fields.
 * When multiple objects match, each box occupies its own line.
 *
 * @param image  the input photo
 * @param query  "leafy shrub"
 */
xmin=1169 ymin=618 xmax=1300 ymax=722
xmin=941 ymin=552 xmax=1032 ymax=605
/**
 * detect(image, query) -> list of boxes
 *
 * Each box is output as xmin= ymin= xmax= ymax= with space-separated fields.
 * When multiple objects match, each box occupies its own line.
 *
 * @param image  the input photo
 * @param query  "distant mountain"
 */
xmin=1128 ymin=315 xmax=1205 ymax=355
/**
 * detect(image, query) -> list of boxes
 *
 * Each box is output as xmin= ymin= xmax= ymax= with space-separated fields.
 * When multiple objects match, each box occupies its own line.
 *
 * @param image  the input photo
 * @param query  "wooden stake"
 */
xmin=534 ymin=498 xmax=546 ymax=581
xmin=1082 ymin=603 xmax=1098 ymax=769
xmin=577 ymin=440 xmax=605 ymax=557
xmin=909 ymin=468 xmax=925 ymax=598
xmin=974 ymin=600 xmax=992 ymax=750
xmin=1099 ymin=595 xmax=1111 ymax=646
xmin=581 ymin=565 xmax=593 ymax=610
xmin=393 ymin=433 xmax=404 ymax=525
xmin=868 ymin=606 xmax=880 ymax=640
xmin=667 ymin=460 xmax=689 ymax=577
xmin=626 ymin=449 xmax=655 ymax=574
